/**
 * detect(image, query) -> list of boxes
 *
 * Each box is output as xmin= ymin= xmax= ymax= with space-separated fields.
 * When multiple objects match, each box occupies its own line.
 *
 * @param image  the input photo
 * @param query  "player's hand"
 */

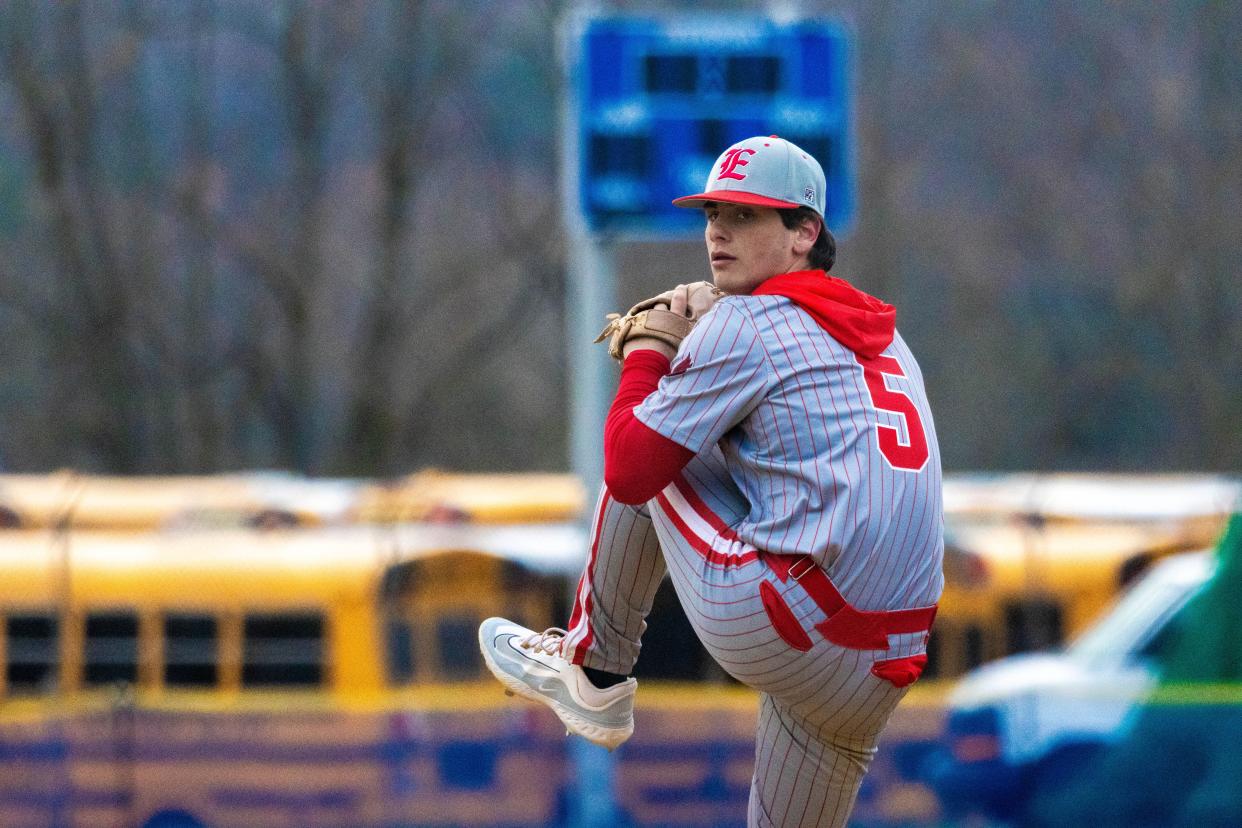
xmin=664 ymin=281 xmax=724 ymax=321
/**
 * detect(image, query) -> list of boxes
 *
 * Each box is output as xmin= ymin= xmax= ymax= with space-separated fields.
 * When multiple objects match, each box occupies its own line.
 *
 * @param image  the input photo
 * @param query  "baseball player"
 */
xmin=480 ymin=136 xmax=944 ymax=827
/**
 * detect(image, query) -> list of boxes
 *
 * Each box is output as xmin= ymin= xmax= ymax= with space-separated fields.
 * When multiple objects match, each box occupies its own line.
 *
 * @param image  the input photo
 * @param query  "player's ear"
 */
xmin=791 ymin=216 xmax=820 ymax=258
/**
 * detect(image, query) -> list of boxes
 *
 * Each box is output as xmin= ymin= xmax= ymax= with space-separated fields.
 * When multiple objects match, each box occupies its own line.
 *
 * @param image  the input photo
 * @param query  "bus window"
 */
xmin=84 ymin=611 xmax=139 ymax=686
xmin=922 ymin=619 xmax=1003 ymax=679
xmin=436 ymin=615 xmax=481 ymax=680
xmin=242 ymin=613 xmax=324 ymax=688
xmin=385 ymin=617 xmax=416 ymax=684
xmin=0 ymin=505 xmax=20 ymax=528
xmin=164 ymin=613 xmax=219 ymax=688
xmin=1004 ymin=598 xmax=1064 ymax=653
xmin=964 ymin=623 xmax=988 ymax=669
xmin=380 ymin=553 xmax=563 ymax=684
xmin=5 ymin=613 xmax=59 ymax=695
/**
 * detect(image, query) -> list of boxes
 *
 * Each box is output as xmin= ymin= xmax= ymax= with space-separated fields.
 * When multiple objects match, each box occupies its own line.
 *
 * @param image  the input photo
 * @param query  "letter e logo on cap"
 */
xmin=717 ymin=148 xmax=756 ymax=181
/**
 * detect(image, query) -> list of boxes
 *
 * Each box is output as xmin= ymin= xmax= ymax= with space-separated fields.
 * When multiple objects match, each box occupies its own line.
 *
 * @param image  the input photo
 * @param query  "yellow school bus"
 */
xmin=0 ymin=521 xmax=958 ymax=828
xmin=355 ymin=470 xmax=587 ymax=524
xmin=927 ymin=474 xmax=1238 ymax=678
xmin=0 ymin=472 xmax=366 ymax=531
xmin=0 ymin=524 xmax=585 ymax=701
xmin=3 ymin=470 xmax=1234 ymax=689
xmin=6 ymin=471 xmax=1232 ymax=825
xmin=0 ymin=470 xmax=586 ymax=532
xmin=0 ymin=523 xmax=588 ymax=826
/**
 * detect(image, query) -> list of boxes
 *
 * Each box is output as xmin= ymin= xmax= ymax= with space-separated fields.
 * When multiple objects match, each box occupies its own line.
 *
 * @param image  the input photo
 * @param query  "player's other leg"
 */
xmin=479 ymin=486 xmax=665 ymax=750
xmin=562 ymin=487 xmax=667 ymax=676
xmin=747 ymin=694 xmax=877 ymax=828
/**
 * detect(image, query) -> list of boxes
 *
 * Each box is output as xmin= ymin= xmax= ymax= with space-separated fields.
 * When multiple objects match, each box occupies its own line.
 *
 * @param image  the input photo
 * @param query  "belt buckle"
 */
xmin=788 ymin=556 xmax=816 ymax=582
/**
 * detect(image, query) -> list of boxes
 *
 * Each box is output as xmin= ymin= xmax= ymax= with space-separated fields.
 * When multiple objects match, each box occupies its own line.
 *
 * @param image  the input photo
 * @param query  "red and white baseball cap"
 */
xmin=673 ymin=135 xmax=826 ymax=217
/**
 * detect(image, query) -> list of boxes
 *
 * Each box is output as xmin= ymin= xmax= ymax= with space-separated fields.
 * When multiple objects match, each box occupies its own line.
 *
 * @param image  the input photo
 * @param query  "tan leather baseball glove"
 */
xmin=594 ymin=281 xmax=723 ymax=362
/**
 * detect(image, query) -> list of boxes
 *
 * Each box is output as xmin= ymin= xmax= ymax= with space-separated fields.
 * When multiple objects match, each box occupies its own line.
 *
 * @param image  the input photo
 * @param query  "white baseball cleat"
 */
xmin=478 ymin=617 xmax=636 ymax=751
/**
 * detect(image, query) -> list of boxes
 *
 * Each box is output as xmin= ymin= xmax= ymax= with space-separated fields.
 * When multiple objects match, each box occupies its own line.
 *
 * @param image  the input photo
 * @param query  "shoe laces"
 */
xmin=520 ymin=627 xmax=568 ymax=657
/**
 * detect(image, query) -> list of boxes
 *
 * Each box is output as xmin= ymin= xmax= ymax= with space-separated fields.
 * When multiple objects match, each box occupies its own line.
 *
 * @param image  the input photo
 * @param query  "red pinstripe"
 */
xmin=567 ymin=490 xmax=612 ymax=665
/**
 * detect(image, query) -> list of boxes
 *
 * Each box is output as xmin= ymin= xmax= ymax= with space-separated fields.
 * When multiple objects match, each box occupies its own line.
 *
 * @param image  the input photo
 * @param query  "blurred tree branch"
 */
xmin=0 ymin=0 xmax=1235 ymax=475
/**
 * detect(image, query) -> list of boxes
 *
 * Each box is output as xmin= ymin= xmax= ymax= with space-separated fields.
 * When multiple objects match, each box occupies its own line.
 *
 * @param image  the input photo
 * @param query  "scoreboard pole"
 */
xmin=563 ymin=134 xmax=623 ymax=828
xmin=560 ymin=11 xmax=622 ymax=827
xmin=564 ymin=233 xmax=616 ymax=499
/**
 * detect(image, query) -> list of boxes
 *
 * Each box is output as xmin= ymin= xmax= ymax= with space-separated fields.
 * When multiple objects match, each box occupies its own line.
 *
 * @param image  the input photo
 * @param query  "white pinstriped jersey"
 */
xmin=634 ymin=294 xmax=944 ymax=612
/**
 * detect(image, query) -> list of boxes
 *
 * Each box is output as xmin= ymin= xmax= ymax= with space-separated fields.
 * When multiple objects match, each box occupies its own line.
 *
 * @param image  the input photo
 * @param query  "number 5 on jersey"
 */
xmin=856 ymin=354 xmax=930 ymax=472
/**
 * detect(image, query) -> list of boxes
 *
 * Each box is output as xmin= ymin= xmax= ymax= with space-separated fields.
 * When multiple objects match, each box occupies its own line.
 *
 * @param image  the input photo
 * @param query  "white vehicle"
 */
xmin=924 ymin=550 xmax=1215 ymax=821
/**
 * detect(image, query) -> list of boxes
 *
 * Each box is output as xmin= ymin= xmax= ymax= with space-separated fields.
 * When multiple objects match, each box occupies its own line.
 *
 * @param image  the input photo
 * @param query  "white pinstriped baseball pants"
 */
xmin=564 ymin=455 xmax=925 ymax=828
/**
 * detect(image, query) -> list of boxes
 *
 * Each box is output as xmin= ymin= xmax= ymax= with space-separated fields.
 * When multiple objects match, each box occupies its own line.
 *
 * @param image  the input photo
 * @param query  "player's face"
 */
xmin=703 ymin=203 xmax=806 ymax=294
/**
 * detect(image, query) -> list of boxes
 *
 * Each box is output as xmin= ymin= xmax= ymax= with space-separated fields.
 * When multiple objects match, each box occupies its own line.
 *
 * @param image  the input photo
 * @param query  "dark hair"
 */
xmin=778 ymin=206 xmax=835 ymax=271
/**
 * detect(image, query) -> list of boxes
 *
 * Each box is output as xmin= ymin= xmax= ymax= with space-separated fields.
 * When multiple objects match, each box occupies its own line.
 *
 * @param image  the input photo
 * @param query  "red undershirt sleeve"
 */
xmin=603 ymin=349 xmax=697 ymax=505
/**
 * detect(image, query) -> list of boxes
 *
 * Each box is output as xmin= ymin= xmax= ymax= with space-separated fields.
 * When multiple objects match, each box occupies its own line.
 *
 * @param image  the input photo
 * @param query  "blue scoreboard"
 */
xmin=567 ymin=14 xmax=853 ymax=238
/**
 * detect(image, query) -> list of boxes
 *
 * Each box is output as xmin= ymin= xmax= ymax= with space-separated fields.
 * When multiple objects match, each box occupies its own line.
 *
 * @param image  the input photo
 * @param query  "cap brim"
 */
xmin=672 ymin=190 xmax=802 ymax=210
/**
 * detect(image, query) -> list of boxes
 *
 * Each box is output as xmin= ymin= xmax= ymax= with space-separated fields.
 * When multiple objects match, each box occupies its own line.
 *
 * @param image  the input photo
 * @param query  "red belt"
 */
xmin=764 ymin=553 xmax=938 ymax=651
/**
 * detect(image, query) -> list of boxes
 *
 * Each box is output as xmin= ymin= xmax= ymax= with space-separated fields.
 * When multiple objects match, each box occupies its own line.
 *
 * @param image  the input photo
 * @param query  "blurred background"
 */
xmin=0 ymin=1 xmax=1240 ymax=827
xmin=2 ymin=0 xmax=1240 ymax=475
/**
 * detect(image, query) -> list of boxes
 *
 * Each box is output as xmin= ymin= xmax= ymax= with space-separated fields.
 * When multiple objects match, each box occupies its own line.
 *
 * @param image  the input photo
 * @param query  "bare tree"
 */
xmin=0 ymin=0 xmax=1235 ymax=474
xmin=3 ymin=0 xmax=146 ymax=470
